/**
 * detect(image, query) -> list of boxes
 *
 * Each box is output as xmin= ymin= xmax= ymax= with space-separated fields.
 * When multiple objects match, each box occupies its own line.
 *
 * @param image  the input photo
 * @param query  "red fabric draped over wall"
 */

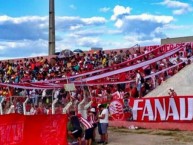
xmin=0 ymin=114 xmax=68 ymax=145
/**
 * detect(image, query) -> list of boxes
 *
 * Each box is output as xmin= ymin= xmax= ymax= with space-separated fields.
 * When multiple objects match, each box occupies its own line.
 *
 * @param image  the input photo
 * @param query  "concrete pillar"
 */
xmin=49 ymin=0 xmax=55 ymax=55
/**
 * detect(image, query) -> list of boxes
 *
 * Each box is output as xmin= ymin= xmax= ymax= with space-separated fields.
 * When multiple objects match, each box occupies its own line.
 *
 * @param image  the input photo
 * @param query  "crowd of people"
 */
xmin=0 ymin=43 xmax=192 ymax=116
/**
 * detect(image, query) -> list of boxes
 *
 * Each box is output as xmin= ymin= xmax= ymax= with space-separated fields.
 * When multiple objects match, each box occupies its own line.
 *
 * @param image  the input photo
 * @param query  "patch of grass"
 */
xmin=110 ymin=127 xmax=153 ymax=134
xmin=130 ymin=129 xmax=153 ymax=134
xmin=180 ymin=136 xmax=193 ymax=142
xmin=173 ymin=133 xmax=193 ymax=143
xmin=152 ymin=131 xmax=177 ymax=136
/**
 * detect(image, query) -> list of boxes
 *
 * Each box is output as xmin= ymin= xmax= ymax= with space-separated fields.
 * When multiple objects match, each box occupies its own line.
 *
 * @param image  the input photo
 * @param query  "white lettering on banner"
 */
xmin=180 ymin=98 xmax=193 ymax=120
xmin=180 ymin=98 xmax=187 ymax=120
xmin=132 ymin=100 xmax=143 ymax=120
xmin=142 ymin=100 xmax=154 ymax=121
xmin=188 ymin=98 xmax=193 ymax=120
xmin=187 ymin=98 xmax=193 ymax=120
xmin=154 ymin=99 xmax=166 ymax=121
xmin=131 ymin=97 xmax=193 ymax=121
xmin=166 ymin=98 xmax=179 ymax=120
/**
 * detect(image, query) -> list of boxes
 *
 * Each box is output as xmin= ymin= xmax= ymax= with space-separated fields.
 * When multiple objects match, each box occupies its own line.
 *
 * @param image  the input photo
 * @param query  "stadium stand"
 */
xmin=0 ymin=42 xmax=192 ymax=116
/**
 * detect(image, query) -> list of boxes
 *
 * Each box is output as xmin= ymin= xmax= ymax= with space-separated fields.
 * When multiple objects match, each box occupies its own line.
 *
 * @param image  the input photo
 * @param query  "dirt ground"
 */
xmin=95 ymin=127 xmax=193 ymax=145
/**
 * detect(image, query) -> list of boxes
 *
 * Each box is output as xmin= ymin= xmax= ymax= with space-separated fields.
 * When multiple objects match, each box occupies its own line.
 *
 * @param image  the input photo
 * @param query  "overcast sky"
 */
xmin=0 ymin=0 xmax=193 ymax=60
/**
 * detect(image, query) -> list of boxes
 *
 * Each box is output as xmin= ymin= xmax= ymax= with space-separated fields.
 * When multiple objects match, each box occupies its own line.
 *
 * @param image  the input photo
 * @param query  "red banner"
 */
xmin=0 ymin=114 xmax=68 ymax=145
xmin=146 ymin=42 xmax=193 ymax=51
xmin=109 ymin=96 xmax=193 ymax=122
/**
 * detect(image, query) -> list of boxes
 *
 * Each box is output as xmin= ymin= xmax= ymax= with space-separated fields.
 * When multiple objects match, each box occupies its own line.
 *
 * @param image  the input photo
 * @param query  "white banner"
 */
xmin=81 ymin=46 xmax=183 ymax=82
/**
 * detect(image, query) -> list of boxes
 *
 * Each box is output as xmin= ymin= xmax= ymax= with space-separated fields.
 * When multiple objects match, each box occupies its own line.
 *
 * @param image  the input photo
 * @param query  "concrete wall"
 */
xmin=161 ymin=36 xmax=193 ymax=44
xmin=145 ymin=63 xmax=193 ymax=97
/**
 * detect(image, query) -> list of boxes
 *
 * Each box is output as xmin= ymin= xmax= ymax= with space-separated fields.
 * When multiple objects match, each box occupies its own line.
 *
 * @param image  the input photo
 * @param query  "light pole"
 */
xmin=49 ymin=0 xmax=55 ymax=55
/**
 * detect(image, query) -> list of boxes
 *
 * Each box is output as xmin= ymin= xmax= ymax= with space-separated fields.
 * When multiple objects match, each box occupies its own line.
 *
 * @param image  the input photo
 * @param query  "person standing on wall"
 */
xmin=168 ymin=87 xmax=177 ymax=97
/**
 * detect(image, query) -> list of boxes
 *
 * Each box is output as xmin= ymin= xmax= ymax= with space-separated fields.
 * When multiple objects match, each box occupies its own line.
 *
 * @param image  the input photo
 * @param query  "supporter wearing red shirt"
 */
xmin=45 ymin=105 xmax=52 ymax=114
xmin=158 ymin=73 xmax=165 ymax=85
xmin=0 ymin=88 xmax=3 ymax=96
xmin=30 ymin=60 xmax=35 ymax=71
xmin=168 ymin=69 xmax=173 ymax=77
xmin=36 ymin=105 xmax=45 ymax=115
xmin=91 ymin=97 xmax=98 ymax=109
xmin=118 ymin=72 xmax=127 ymax=82
xmin=124 ymin=84 xmax=131 ymax=95
xmin=35 ymin=60 xmax=41 ymax=68
xmin=87 ymin=62 xmax=94 ymax=71
xmin=55 ymin=104 xmax=63 ymax=114
xmin=117 ymin=72 xmax=127 ymax=91
xmin=130 ymin=86 xmax=138 ymax=98
xmin=40 ymin=57 xmax=45 ymax=65
xmin=168 ymin=88 xmax=177 ymax=97
xmin=75 ymin=53 xmax=81 ymax=62
xmin=66 ymin=70 xmax=72 ymax=77
xmin=26 ymin=103 xmax=31 ymax=113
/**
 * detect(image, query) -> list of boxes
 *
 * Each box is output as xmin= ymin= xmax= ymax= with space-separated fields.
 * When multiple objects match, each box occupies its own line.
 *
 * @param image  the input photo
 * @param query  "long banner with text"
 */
xmin=109 ymin=96 xmax=193 ymax=122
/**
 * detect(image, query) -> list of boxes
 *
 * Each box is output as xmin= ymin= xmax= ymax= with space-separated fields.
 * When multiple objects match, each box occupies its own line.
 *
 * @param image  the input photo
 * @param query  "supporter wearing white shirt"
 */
xmin=42 ymin=89 xmax=47 ymax=99
xmin=150 ymin=69 xmax=156 ymax=88
xmin=98 ymin=104 xmax=109 ymax=144
xmin=29 ymin=89 xmax=36 ymax=105
xmin=133 ymin=53 xmax=137 ymax=58
xmin=30 ymin=104 xmax=36 ymax=115
xmin=135 ymin=70 xmax=142 ymax=98
xmin=54 ymin=89 xmax=60 ymax=99
xmin=144 ymin=47 xmax=149 ymax=54
xmin=99 ymin=108 xmax=109 ymax=123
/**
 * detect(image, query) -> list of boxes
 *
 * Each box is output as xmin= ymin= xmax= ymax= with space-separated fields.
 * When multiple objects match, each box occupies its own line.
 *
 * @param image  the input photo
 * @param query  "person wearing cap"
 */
xmin=97 ymin=104 xmax=109 ymax=144
xmin=168 ymin=87 xmax=177 ymax=97
xmin=88 ymin=108 xmax=97 ymax=142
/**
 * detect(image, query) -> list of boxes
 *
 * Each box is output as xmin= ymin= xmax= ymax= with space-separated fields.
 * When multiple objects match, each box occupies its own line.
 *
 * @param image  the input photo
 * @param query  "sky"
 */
xmin=0 ymin=0 xmax=193 ymax=60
